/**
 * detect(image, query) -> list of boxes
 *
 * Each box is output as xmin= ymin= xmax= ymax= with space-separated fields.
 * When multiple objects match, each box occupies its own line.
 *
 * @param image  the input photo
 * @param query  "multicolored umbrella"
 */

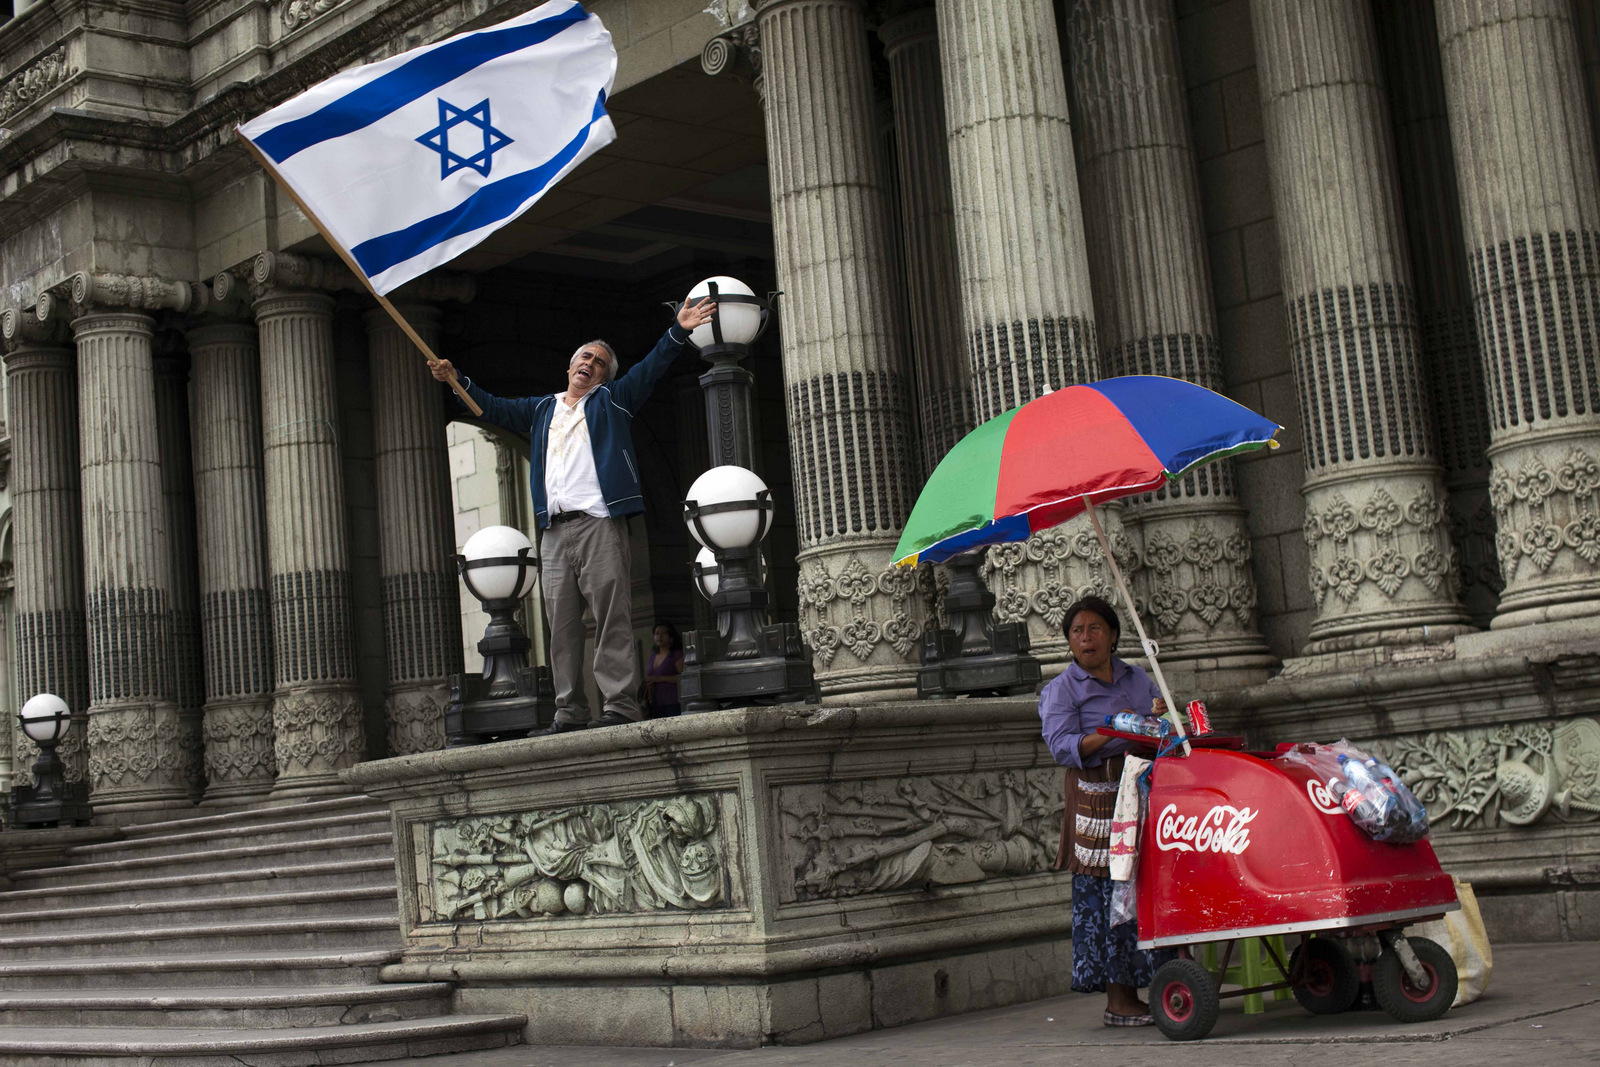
xmin=893 ymin=375 xmax=1282 ymax=753
xmin=892 ymin=376 xmax=1281 ymax=568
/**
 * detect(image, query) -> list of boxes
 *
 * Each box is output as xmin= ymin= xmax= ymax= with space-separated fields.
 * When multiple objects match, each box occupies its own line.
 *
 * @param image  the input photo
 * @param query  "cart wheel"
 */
xmin=1372 ymin=936 xmax=1457 ymax=1023
xmin=1151 ymin=957 xmax=1220 ymax=1041
xmin=1290 ymin=937 xmax=1361 ymax=1015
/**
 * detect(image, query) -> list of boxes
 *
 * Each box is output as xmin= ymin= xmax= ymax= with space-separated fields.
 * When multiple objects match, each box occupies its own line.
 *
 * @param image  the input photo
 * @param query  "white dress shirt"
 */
xmin=545 ymin=392 xmax=609 ymax=518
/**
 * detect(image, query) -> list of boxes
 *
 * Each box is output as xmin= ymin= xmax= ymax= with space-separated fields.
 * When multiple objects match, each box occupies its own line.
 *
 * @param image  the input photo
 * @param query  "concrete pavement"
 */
xmin=369 ymin=942 xmax=1600 ymax=1067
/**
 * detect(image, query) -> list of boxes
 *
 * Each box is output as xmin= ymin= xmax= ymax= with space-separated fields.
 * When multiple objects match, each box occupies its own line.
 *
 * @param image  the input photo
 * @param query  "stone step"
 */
xmin=0 ymin=917 xmax=400 ymax=961
xmin=0 ymin=949 xmax=404 ymax=990
xmin=0 ymin=886 xmax=399 ymax=936
xmin=12 ymin=833 xmax=395 ymax=889
xmin=62 ymin=811 xmax=394 ymax=864
xmin=0 ymin=858 xmax=396 ymax=911
xmin=0 ymin=1013 xmax=524 ymax=1067
xmin=110 ymin=796 xmax=385 ymax=842
xmin=0 ymin=983 xmax=453 ymax=1028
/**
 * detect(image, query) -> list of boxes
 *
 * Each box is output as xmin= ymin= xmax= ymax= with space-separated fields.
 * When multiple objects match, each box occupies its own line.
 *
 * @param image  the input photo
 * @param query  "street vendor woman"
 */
xmin=1039 ymin=594 xmax=1170 ymax=1027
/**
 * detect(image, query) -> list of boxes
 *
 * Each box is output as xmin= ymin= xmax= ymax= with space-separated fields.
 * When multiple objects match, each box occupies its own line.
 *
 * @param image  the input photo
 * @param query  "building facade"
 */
xmin=0 ymin=0 xmax=1596 ymax=936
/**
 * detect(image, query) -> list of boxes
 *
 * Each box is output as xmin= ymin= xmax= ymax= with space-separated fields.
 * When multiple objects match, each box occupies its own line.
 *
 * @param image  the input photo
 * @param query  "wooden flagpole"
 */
xmin=238 ymin=133 xmax=485 ymax=417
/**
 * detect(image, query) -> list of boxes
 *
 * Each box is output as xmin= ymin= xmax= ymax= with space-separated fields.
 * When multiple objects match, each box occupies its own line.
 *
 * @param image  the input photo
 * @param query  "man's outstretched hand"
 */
xmin=678 ymin=297 xmax=718 ymax=332
xmin=429 ymin=358 xmax=456 ymax=382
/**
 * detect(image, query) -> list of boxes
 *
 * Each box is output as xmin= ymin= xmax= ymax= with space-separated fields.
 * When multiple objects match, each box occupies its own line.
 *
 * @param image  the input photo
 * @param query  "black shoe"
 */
xmin=588 ymin=710 xmax=640 ymax=728
xmin=536 ymin=720 xmax=588 ymax=736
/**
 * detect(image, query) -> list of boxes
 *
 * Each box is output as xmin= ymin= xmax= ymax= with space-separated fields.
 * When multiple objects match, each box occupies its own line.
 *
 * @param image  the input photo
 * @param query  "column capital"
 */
xmin=702 ymin=22 xmax=763 ymax=98
xmin=877 ymin=4 xmax=936 ymax=50
xmin=199 ymin=269 xmax=255 ymax=322
xmin=1 ymin=296 xmax=70 ymax=354
xmin=70 ymin=271 xmax=206 ymax=316
xmin=251 ymin=251 xmax=363 ymax=298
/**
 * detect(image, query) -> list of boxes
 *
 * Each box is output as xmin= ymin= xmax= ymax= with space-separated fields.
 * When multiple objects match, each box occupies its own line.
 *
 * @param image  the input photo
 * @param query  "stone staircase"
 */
xmin=0 ymin=796 xmax=525 ymax=1066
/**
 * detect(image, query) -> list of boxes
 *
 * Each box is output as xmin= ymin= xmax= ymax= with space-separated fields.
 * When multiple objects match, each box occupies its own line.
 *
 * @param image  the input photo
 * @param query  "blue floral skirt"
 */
xmin=1070 ymin=873 xmax=1167 ymax=993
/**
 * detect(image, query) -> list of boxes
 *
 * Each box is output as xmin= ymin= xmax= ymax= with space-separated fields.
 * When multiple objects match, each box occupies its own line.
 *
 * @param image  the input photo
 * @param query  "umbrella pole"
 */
xmin=1084 ymin=500 xmax=1193 ymax=756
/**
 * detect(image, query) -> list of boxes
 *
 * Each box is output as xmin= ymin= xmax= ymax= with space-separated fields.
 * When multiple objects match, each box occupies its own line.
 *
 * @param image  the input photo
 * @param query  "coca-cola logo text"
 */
xmin=1306 ymin=777 xmax=1344 ymax=816
xmin=1155 ymin=803 xmax=1257 ymax=855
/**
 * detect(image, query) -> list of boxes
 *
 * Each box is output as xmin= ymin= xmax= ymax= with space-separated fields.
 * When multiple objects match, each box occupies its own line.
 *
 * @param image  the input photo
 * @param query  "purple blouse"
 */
xmin=1039 ymin=657 xmax=1163 ymax=770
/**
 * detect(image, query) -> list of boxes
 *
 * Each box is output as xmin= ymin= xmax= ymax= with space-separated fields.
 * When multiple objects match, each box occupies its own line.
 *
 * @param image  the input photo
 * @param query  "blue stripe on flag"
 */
xmin=254 ymin=2 xmax=587 ymax=163
xmin=350 ymin=91 xmax=608 ymax=280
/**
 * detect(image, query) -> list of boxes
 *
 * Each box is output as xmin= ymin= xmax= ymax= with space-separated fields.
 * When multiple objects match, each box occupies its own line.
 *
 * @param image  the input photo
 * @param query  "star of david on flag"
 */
xmin=417 ymin=98 xmax=515 ymax=179
xmin=237 ymin=0 xmax=615 ymax=295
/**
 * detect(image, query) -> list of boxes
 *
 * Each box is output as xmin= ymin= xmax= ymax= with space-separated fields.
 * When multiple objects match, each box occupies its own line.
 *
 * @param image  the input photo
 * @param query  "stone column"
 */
xmin=188 ymin=271 xmax=276 ymax=804
xmin=1373 ymin=0 xmax=1500 ymax=627
xmin=71 ymin=273 xmax=199 ymax=813
xmin=253 ymin=254 xmax=365 ymax=794
xmin=1435 ymin=0 xmax=1600 ymax=628
xmin=367 ymin=301 xmax=463 ymax=754
xmin=153 ymin=343 xmax=206 ymax=799
xmin=1064 ymin=0 xmax=1276 ymax=686
xmin=879 ymin=6 xmax=974 ymax=475
xmin=1251 ymin=0 xmax=1470 ymax=650
xmin=3 ymin=298 xmax=89 ymax=792
xmin=935 ymin=0 xmax=1130 ymax=670
xmin=756 ymin=0 xmax=923 ymax=696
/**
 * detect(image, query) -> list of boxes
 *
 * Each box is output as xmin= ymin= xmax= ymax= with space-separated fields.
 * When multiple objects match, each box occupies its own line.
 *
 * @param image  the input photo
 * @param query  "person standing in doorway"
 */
xmin=430 ymin=298 xmax=716 ymax=732
xmin=643 ymin=620 xmax=685 ymax=718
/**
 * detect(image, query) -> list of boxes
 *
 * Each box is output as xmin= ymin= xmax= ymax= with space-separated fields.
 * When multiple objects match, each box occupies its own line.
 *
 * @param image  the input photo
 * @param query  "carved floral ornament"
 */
xmin=1378 ymin=717 xmax=1600 ymax=833
xmin=982 ymin=524 xmax=1133 ymax=632
xmin=0 ymin=47 xmax=75 ymax=125
xmin=1488 ymin=446 xmax=1600 ymax=579
xmin=1142 ymin=520 xmax=1256 ymax=636
xmin=797 ymin=555 xmax=922 ymax=667
xmin=1303 ymin=485 xmax=1456 ymax=607
xmin=86 ymin=708 xmax=182 ymax=789
xmin=424 ymin=794 xmax=730 ymax=922
xmin=272 ymin=693 xmax=365 ymax=773
xmin=281 ymin=0 xmax=346 ymax=30
xmin=780 ymin=770 xmax=1064 ymax=902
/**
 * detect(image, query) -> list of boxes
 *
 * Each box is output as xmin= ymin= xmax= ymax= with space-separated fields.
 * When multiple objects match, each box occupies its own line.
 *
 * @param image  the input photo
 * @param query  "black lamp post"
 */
xmin=445 ymin=525 xmax=554 ymax=745
xmin=674 ymin=275 xmax=817 ymax=710
xmin=680 ymin=465 xmax=817 ymax=709
xmin=917 ymin=552 xmax=1041 ymax=697
xmin=9 ymin=694 xmax=92 ymax=828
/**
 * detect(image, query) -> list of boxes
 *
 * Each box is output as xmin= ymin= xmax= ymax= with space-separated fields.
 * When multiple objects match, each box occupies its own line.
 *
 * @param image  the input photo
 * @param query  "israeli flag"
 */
xmin=238 ymin=0 xmax=616 ymax=295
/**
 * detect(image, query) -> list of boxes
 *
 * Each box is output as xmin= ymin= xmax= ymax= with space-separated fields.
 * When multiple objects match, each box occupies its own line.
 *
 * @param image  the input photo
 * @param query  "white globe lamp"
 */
xmin=684 ymin=466 xmax=773 ymax=551
xmin=459 ymin=525 xmax=538 ymax=603
xmin=683 ymin=276 xmax=767 ymax=350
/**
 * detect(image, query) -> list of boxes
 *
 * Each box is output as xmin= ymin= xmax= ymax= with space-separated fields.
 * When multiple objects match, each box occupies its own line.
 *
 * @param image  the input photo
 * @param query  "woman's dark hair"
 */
xmin=654 ymin=620 xmax=683 ymax=651
xmin=1061 ymin=595 xmax=1120 ymax=647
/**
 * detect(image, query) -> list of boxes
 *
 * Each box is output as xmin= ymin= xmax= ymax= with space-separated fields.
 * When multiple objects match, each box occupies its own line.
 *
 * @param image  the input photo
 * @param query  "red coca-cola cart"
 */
xmin=1105 ymin=731 xmax=1461 ymax=1041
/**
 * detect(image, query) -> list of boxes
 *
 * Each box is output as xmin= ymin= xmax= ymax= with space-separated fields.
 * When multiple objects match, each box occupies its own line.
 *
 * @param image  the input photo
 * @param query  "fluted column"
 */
xmin=1374 ymin=0 xmax=1500 ymax=627
xmin=253 ymin=256 xmax=365 ymax=794
xmin=1065 ymin=0 xmax=1276 ymax=684
xmin=756 ymin=0 xmax=922 ymax=696
xmin=3 ymin=300 xmax=89 ymax=792
xmin=367 ymin=304 xmax=461 ymax=754
xmin=153 ymin=345 xmax=206 ymax=799
xmin=74 ymin=302 xmax=187 ymax=812
xmin=189 ymin=276 xmax=276 ymax=803
xmin=1435 ymin=0 xmax=1600 ymax=628
xmin=1252 ymin=0 xmax=1470 ymax=650
xmin=879 ymin=7 xmax=973 ymax=474
xmin=935 ymin=0 xmax=1127 ymax=670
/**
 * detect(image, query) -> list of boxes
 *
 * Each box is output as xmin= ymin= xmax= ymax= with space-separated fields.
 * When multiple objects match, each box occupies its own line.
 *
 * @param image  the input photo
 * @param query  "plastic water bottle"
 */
xmin=1338 ymin=754 xmax=1401 ymax=837
xmin=1371 ymin=758 xmax=1431 ymax=843
xmin=1105 ymin=712 xmax=1172 ymax=739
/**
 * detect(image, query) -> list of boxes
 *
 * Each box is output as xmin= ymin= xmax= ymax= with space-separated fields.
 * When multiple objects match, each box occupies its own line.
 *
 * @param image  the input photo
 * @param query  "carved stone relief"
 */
xmin=1303 ymin=484 xmax=1457 ymax=608
xmin=982 ymin=514 xmax=1138 ymax=663
xmin=1141 ymin=518 xmax=1256 ymax=638
xmin=272 ymin=692 xmax=365 ymax=776
xmin=86 ymin=706 xmax=183 ymax=793
xmin=202 ymin=703 xmax=276 ymax=785
xmin=797 ymin=553 xmax=923 ymax=668
xmin=281 ymin=0 xmax=347 ymax=30
xmin=778 ymin=769 xmax=1064 ymax=903
xmin=0 ymin=48 xmax=75 ymax=124
xmin=1373 ymin=717 xmax=1600 ymax=831
xmin=387 ymin=688 xmax=446 ymax=756
xmin=422 ymin=793 xmax=735 ymax=923
xmin=1489 ymin=447 xmax=1600 ymax=583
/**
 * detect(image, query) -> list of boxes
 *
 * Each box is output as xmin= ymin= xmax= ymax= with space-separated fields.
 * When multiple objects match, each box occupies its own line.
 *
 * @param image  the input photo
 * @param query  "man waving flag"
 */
xmin=238 ymin=0 xmax=615 ymax=296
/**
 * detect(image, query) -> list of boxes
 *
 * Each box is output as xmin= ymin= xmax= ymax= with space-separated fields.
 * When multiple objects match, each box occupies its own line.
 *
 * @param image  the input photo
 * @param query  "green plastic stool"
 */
xmin=1200 ymin=937 xmax=1293 ymax=1014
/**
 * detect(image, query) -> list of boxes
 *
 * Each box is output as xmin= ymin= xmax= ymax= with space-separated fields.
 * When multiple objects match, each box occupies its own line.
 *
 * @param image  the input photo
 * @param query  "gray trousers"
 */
xmin=539 ymin=514 xmax=642 ymax=724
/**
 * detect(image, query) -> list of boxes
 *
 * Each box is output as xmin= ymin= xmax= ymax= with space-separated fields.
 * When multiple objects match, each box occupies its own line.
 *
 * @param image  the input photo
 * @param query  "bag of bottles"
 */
xmin=1278 ymin=739 xmax=1431 ymax=844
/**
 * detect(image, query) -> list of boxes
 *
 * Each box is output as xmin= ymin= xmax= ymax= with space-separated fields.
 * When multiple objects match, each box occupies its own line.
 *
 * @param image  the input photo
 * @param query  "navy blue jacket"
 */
xmin=460 ymin=326 xmax=692 ymax=528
